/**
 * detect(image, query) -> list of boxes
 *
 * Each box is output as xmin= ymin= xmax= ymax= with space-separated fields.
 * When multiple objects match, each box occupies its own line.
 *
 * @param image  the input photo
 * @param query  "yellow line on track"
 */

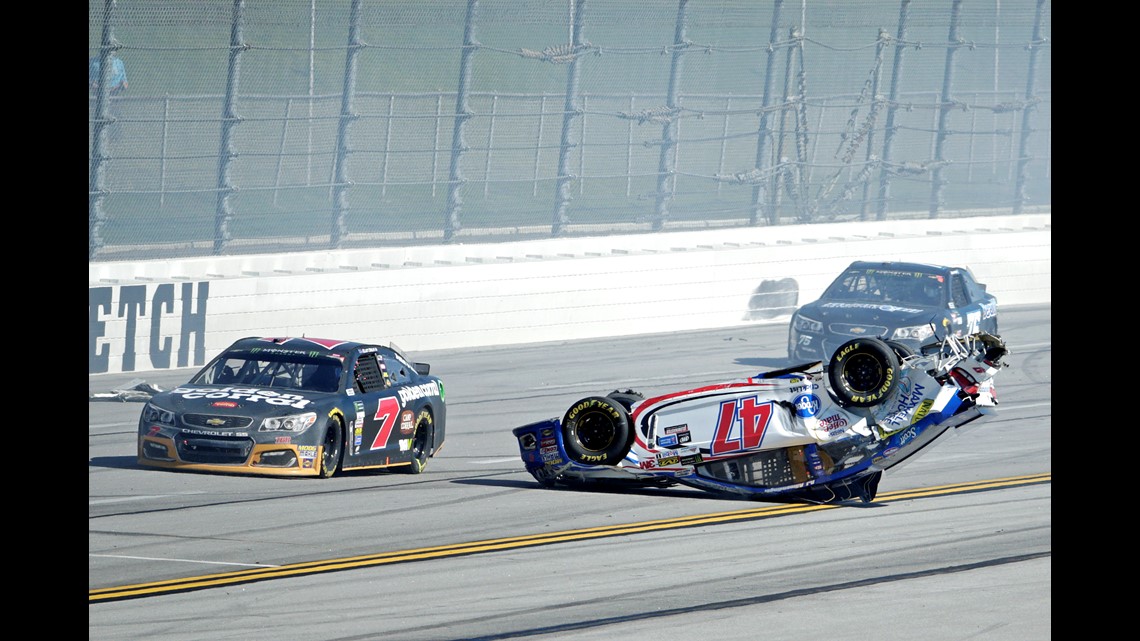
xmin=90 ymin=472 xmax=1049 ymax=603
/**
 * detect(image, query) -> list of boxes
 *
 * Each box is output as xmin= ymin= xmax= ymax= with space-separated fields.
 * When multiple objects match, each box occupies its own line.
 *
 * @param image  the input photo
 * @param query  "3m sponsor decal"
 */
xmin=398 ymin=381 xmax=441 ymax=404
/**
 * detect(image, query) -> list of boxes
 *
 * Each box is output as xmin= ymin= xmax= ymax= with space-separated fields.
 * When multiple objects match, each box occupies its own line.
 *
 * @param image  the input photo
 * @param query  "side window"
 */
xmin=386 ymin=355 xmax=413 ymax=386
xmin=950 ymin=274 xmax=970 ymax=307
xmin=353 ymin=354 xmax=389 ymax=393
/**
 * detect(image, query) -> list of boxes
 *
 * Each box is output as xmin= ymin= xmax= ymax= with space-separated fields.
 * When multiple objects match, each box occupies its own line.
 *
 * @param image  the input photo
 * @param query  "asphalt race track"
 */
xmin=89 ymin=304 xmax=1051 ymax=641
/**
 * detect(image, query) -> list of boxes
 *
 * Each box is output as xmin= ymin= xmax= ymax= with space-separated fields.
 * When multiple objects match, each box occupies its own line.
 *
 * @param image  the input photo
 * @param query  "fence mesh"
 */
xmin=89 ymin=0 xmax=1051 ymax=261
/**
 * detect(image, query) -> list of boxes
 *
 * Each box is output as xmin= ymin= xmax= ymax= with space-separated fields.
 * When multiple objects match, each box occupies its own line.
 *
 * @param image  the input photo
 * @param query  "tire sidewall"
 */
xmin=828 ymin=338 xmax=900 ymax=408
xmin=319 ymin=418 xmax=343 ymax=478
xmin=562 ymin=396 xmax=632 ymax=466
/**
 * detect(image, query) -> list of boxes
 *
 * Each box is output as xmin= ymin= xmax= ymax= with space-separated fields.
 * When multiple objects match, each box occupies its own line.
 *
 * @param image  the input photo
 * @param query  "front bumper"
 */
xmin=138 ymin=434 xmax=324 ymax=477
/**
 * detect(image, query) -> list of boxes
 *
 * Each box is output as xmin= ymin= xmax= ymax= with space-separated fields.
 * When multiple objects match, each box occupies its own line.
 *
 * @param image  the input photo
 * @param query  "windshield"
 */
xmin=823 ymin=268 xmax=945 ymax=306
xmin=192 ymin=352 xmax=343 ymax=393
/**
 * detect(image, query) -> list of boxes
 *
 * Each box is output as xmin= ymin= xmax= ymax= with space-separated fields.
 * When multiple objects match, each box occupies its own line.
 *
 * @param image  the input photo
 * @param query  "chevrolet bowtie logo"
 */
xmin=850 ymin=327 xmax=866 ymax=334
xmin=206 ymin=418 xmax=227 ymax=426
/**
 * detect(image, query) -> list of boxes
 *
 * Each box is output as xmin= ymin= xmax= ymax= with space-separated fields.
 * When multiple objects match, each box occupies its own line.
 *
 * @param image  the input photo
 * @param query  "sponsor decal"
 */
xmin=657 ymin=456 xmax=681 ymax=466
xmin=679 ymin=453 xmax=703 ymax=465
xmin=210 ymin=401 xmax=238 ymax=408
xmin=275 ymin=436 xmax=291 ymax=444
xmin=298 ymin=445 xmax=317 ymax=459
xmin=541 ymin=428 xmax=553 ymax=437
xmin=399 ymin=409 xmax=415 ymax=435
xmin=910 ymin=399 xmax=933 ymax=424
xmin=398 ymin=438 xmax=412 ymax=452
xmin=663 ymin=424 xmax=692 ymax=444
xmin=818 ymin=413 xmax=849 ymax=433
xmin=541 ymin=453 xmax=563 ymax=464
xmin=540 ymin=445 xmax=559 ymax=457
xmin=821 ymin=302 xmax=924 ymax=314
xmin=181 ymin=428 xmax=248 ymax=437
xmin=793 ymin=393 xmax=821 ymax=418
xmin=896 ymin=426 xmax=919 ymax=447
xmin=398 ymin=381 xmax=441 ymax=404
xmin=658 ymin=434 xmax=679 ymax=448
xmin=788 ymin=382 xmax=818 ymax=393
xmin=639 ymin=459 xmax=657 ymax=469
xmin=172 ymin=386 xmax=312 ymax=410
xmin=301 ymin=459 xmax=314 ymax=469
xmin=883 ymin=380 xmax=927 ymax=426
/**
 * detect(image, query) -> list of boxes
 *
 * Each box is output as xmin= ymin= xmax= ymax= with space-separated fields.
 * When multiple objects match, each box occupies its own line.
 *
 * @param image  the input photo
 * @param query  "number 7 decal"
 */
xmin=370 ymin=397 xmax=400 ymax=450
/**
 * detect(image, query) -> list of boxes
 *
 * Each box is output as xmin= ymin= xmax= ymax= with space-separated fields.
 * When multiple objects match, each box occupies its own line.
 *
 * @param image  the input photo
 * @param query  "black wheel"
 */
xmin=318 ymin=419 xmax=344 ymax=478
xmin=561 ymin=396 xmax=632 ymax=466
xmin=606 ymin=389 xmax=644 ymax=412
xmin=828 ymin=338 xmax=901 ymax=408
xmin=403 ymin=410 xmax=433 ymax=474
xmin=884 ymin=340 xmax=915 ymax=360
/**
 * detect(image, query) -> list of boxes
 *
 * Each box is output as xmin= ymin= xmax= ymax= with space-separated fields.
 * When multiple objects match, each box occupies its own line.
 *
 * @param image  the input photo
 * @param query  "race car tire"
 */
xmin=884 ymin=340 xmax=915 ymax=360
xmin=828 ymin=338 xmax=900 ymax=408
xmin=561 ymin=396 xmax=633 ymax=466
xmin=606 ymin=389 xmax=644 ymax=412
xmin=403 ymin=410 xmax=433 ymax=474
xmin=318 ymin=418 xmax=344 ymax=479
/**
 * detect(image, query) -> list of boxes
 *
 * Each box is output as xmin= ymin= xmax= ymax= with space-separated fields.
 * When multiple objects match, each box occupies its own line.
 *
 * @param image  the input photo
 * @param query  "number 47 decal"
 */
xmin=710 ymin=397 xmax=775 ymax=456
xmin=370 ymin=397 xmax=400 ymax=450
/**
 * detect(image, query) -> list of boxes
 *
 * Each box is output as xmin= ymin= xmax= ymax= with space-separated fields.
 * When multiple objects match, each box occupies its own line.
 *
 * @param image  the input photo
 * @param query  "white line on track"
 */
xmin=89 ymin=553 xmax=278 ymax=568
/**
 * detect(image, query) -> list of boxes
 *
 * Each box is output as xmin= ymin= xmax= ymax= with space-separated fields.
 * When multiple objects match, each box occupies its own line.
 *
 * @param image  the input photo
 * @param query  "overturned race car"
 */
xmin=512 ymin=328 xmax=1008 ymax=504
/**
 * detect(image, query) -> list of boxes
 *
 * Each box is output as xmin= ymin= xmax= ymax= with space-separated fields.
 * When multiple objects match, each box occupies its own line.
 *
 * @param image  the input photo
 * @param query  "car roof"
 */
xmin=845 ymin=260 xmax=962 ymax=275
xmin=225 ymin=336 xmax=377 ymax=359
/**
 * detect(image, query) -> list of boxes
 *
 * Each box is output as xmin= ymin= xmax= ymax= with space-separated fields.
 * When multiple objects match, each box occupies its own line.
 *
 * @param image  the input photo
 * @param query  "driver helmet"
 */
xmin=921 ymin=280 xmax=941 ymax=303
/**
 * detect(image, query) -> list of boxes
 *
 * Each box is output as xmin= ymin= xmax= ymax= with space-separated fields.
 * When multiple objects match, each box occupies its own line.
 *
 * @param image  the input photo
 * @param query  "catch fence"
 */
xmin=89 ymin=0 xmax=1051 ymax=261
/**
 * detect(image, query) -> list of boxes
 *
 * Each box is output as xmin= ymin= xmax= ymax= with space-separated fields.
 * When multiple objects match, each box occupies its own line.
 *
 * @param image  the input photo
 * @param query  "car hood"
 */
xmin=153 ymin=384 xmax=333 ymax=414
xmin=803 ymin=300 xmax=939 ymax=325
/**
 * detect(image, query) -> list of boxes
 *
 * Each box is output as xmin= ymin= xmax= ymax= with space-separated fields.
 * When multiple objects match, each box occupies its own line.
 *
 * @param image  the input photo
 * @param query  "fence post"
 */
xmin=859 ymin=29 xmax=888 ymax=220
xmin=329 ymin=0 xmax=363 ymax=248
xmin=88 ymin=0 xmax=118 ymax=260
xmin=213 ymin=0 xmax=246 ymax=254
xmin=1013 ymin=0 xmax=1046 ymax=214
xmin=651 ymin=0 xmax=690 ymax=231
xmin=750 ymin=0 xmax=783 ymax=226
xmin=444 ymin=0 xmax=479 ymax=241
xmin=876 ymin=0 xmax=913 ymax=221
xmin=551 ymin=0 xmax=586 ymax=236
xmin=927 ymin=0 xmax=964 ymax=219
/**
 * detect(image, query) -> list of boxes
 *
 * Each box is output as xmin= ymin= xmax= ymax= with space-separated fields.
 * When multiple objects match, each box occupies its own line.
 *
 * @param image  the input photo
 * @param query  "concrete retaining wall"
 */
xmin=89 ymin=214 xmax=1050 ymax=375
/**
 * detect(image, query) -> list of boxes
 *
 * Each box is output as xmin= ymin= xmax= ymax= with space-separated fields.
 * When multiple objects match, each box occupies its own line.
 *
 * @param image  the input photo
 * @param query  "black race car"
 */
xmin=788 ymin=261 xmax=998 ymax=363
xmin=137 ymin=336 xmax=446 ymax=477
